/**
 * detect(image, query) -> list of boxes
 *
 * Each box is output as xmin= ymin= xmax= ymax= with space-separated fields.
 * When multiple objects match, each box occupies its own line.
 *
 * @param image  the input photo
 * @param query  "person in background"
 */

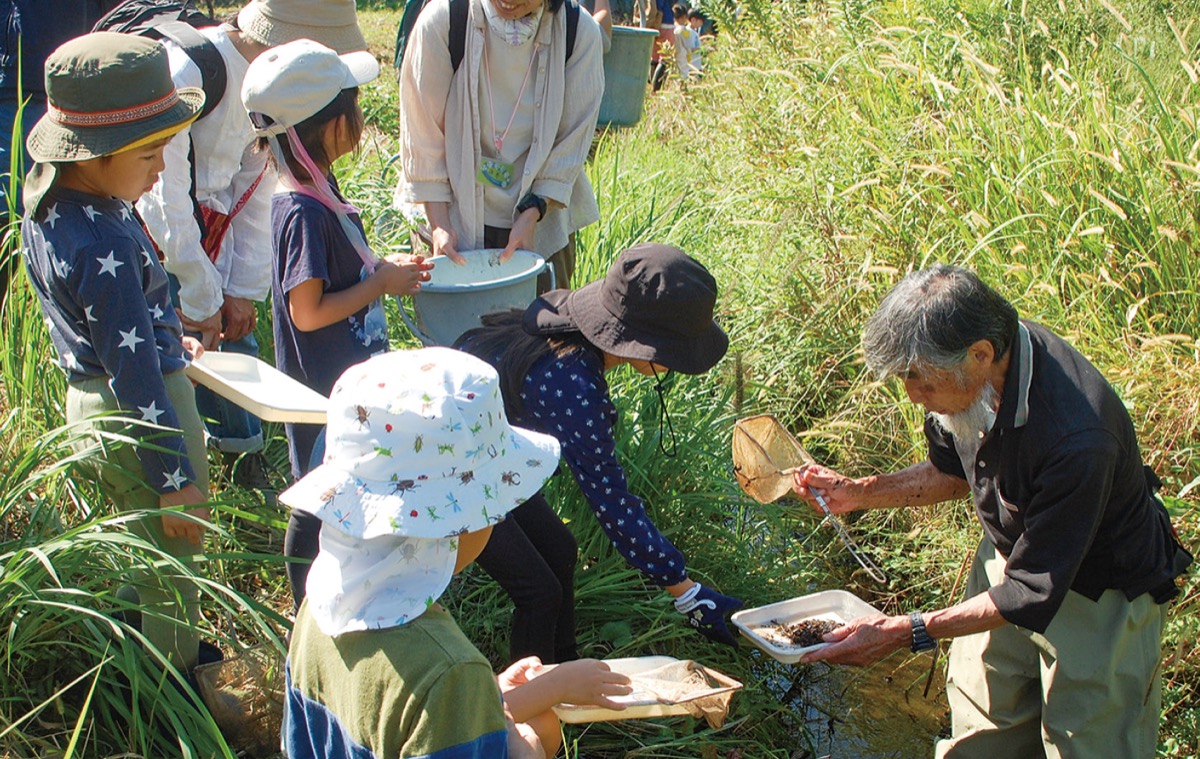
xmin=671 ymin=3 xmax=700 ymax=83
xmin=22 ymin=32 xmax=212 ymax=679
xmin=792 ymin=264 xmax=1192 ymax=758
xmin=136 ymin=0 xmax=368 ymax=497
xmin=457 ymin=244 xmax=744 ymax=664
xmin=586 ymin=0 xmax=613 ymax=52
xmin=635 ymin=0 xmax=675 ymax=92
xmin=686 ymin=9 xmax=706 ymax=74
xmin=0 ymin=0 xmax=119 ymax=298
xmin=396 ymin=0 xmax=605 ymax=294
xmin=280 ymin=348 xmax=632 ymax=759
xmin=241 ymin=39 xmax=432 ymax=609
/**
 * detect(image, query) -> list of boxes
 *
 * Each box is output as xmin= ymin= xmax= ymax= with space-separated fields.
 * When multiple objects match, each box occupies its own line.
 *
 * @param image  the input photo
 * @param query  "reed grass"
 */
xmin=0 ymin=0 xmax=1196 ymax=755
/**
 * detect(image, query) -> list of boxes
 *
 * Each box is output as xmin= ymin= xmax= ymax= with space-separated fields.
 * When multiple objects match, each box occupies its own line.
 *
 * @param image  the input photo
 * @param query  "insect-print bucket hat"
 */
xmin=279 ymin=347 xmax=561 ymax=540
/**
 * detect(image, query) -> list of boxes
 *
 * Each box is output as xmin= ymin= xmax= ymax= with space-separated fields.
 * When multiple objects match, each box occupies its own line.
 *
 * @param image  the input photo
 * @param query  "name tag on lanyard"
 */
xmin=478 ymin=158 xmax=515 ymax=190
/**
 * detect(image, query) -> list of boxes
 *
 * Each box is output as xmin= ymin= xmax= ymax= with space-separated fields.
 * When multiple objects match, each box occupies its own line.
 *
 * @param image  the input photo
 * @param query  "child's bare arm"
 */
xmin=287 ymin=256 xmax=433 ymax=332
xmin=505 ymin=711 xmax=546 ymax=759
xmin=500 ymin=659 xmax=632 ymax=723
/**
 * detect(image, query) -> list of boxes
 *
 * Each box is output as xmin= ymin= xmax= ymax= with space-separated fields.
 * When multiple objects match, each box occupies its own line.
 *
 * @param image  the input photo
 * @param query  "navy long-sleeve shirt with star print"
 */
xmin=515 ymin=347 xmax=688 ymax=587
xmin=23 ymin=187 xmax=196 ymax=494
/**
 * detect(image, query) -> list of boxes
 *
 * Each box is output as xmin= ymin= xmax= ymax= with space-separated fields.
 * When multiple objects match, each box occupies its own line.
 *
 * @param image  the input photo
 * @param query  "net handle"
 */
xmin=734 ymin=416 xmax=887 ymax=584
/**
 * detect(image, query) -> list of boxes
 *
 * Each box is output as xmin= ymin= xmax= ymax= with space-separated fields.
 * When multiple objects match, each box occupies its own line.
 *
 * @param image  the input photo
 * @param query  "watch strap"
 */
xmin=909 ymin=611 xmax=936 ymax=653
xmin=516 ymin=192 xmax=547 ymax=222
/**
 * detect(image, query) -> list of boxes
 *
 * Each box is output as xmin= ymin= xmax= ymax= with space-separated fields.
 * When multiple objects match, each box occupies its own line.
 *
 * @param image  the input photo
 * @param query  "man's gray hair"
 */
xmin=863 ymin=264 xmax=1019 ymax=379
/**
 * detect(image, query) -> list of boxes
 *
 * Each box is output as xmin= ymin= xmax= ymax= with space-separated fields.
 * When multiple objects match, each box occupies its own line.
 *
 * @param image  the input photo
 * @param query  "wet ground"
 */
xmin=760 ymin=648 xmax=950 ymax=758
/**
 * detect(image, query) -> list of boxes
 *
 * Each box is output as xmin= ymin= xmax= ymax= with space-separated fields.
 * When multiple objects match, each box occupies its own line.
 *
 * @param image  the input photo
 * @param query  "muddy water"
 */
xmin=759 ymin=648 xmax=950 ymax=757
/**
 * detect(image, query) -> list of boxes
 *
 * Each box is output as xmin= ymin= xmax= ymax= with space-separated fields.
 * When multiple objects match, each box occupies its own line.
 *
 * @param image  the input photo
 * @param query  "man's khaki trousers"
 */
xmin=936 ymin=540 xmax=1167 ymax=759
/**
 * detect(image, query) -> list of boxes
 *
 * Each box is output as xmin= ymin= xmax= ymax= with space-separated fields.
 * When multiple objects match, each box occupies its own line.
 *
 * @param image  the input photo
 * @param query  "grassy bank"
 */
xmin=1 ymin=0 xmax=1197 ymax=756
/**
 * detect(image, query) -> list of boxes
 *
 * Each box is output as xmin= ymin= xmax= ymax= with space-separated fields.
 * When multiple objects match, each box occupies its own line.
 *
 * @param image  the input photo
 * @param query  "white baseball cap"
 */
xmin=241 ymin=38 xmax=379 ymax=136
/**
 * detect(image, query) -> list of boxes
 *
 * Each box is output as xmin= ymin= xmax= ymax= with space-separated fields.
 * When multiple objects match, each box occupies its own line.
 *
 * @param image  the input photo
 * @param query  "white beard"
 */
xmin=932 ymin=381 xmax=999 ymax=460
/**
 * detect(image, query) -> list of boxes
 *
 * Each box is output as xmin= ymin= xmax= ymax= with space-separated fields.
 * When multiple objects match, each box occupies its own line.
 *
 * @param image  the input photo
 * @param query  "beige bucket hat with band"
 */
xmin=238 ymin=0 xmax=368 ymax=54
xmin=24 ymin=32 xmax=204 ymax=214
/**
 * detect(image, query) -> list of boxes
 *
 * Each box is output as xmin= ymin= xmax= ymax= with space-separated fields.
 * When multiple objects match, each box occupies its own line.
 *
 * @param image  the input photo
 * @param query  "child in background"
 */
xmin=21 ymin=33 xmax=210 ymax=673
xmin=240 ymin=39 xmax=434 ymax=607
xmin=672 ymin=3 xmax=701 ymax=82
xmin=687 ymin=9 xmax=706 ymax=74
xmin=280 ymin=348 xmax=632 ymax=758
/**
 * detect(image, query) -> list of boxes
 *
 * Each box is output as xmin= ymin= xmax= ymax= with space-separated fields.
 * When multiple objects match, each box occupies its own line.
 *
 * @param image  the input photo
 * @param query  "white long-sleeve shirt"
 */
xmin=137 ymin=25 xmax=272 ymax=322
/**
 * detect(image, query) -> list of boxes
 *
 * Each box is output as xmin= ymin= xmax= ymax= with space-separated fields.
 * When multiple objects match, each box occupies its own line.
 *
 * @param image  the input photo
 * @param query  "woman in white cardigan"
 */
xmin=396 ymin=0 xmax=604 ymax=292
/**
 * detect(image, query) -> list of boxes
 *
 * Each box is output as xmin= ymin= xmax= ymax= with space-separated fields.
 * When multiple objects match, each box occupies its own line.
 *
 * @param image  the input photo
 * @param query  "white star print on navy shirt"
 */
xmin=22 ymin=188 xmax=195 ymax=495
xmin=97 ymin=250 xmax=124 ymax=277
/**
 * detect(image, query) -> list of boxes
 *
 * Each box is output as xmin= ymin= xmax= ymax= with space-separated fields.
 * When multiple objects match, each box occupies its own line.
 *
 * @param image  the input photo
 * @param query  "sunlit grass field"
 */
xmin=0 ymin=0 xmax=1196 ymax=756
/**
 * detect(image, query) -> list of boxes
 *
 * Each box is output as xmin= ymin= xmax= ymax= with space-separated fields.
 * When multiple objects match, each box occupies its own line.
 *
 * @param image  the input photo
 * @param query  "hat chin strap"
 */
xmin=653 ymin=365 xmax=678 ymax=458
xmin=268 ymin=129 xmax=378 ymax=272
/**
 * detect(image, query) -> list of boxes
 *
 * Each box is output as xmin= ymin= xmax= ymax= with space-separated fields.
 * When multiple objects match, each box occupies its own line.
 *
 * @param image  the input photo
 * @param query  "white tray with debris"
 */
xmin=185 ymin=352 xmax=328 ymax=425
xmin=732 ymin=590 xmax=881 ymax=664
xmin=553 ymin=656 xmax=742 ymax=725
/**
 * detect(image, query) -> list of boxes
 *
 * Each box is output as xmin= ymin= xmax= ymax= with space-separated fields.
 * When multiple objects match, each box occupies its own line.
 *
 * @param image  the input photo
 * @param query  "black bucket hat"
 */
xmin=524 ymin=243 xmax=728 ymax=374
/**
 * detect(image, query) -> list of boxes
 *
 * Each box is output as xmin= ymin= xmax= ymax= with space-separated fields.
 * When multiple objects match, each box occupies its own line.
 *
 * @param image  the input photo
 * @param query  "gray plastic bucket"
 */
xmin=598 ymin=25 xmax=659 ymax=128
xmin=400 ymin=248 xmax=551 ymax=346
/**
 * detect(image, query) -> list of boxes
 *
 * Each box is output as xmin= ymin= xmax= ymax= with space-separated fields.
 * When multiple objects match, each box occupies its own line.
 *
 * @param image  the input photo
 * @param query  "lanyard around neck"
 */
xmin=483 ymin=37 xmax=539 ymax=154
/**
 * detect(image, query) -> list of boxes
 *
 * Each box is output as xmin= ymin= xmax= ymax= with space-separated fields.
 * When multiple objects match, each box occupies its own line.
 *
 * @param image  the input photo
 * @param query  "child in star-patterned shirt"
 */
xmin=21 ymin=33 xmax=213 ymax=673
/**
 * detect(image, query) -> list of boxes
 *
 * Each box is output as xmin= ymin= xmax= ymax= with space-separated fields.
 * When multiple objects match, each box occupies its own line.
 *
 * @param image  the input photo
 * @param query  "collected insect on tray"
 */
xmin=185 ymin=352 xmax=328 ymax=425
xmin=732 ymin=589 xmax=881 ymax=664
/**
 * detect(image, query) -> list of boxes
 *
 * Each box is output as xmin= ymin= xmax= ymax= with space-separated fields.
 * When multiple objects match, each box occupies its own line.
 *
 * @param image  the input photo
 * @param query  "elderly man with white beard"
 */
xmin=790 ymin=263 xmax=1191 ymax=759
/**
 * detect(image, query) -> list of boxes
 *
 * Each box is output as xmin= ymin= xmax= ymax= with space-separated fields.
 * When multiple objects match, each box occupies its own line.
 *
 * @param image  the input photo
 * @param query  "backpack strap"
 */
xmin=564 ymin=0 xmax=579 ymax=62
xmin=446 ymin=0 xmax=578 ymax=73
xmin=448 ymin=0 xmax=470 ymax=73
xmin=151 ymin=20 xmax=226 ymax=119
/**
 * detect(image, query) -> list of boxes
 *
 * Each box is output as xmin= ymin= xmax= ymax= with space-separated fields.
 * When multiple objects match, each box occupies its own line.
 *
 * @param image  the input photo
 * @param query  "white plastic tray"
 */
xmin=553 ymin=656 xmax=698 ymax=724
xmin=732 ymin=589 xmax=881 ymax=664
xmin=185 ymin=352 xmax=328 ymax=425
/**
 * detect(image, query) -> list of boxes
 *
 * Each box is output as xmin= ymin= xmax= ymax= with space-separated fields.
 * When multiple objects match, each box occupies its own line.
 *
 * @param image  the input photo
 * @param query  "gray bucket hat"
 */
xmin=238 ymin=0 xmax=368 ymax=54
xmin=24 ymin=32 xmax=204 ymax=213
xmin=524 ymin=243 xmax=729 ymax=375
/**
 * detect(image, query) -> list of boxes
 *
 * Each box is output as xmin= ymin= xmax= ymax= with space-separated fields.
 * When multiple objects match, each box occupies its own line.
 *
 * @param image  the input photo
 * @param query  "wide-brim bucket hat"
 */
xmin=524 ymin=243 xmax=729 ymax=374
xmin=24 ymin=32 xmax=203 ymax=211
xmin=238 ymin=0 xmax=368 ymax=54
xmin=279 ymin=347 xmax=562 ymax=540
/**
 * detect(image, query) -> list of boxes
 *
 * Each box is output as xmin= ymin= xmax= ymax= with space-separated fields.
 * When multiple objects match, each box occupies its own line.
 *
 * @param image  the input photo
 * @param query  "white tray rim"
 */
xmin=731 ymin=589 xmax=881 ymax=664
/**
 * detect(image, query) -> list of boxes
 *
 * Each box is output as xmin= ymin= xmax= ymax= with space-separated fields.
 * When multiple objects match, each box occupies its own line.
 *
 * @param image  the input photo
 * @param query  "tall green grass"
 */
xmin=1 ymin=0 xmax=1197 ymax=755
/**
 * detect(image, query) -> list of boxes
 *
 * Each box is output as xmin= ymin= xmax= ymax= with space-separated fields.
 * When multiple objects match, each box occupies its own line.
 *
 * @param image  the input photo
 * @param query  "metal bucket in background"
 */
xmin=400 ymin=249 xmax=551 ymax=346
xmin=598 ymin=25 xmax=660 ymax=128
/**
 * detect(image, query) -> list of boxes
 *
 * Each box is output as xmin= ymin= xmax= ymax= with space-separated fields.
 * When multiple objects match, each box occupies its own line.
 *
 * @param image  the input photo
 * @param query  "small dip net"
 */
xmin=732 ymin=415 xmax=887 ymax=583
xmin=193 ymin=644 xmax=286 ymax=758
xmin=631 ymin=660 xmax=741 ymax=728
xmin=732 ymin=414 xmax=814 ymax=504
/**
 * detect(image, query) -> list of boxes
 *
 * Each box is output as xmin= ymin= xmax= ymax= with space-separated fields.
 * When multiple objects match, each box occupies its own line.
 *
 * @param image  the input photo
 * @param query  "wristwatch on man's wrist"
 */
xmin=909 ymin=611 xmax=936 ymax=653
xmin=516 ymin=192 xmax=547 ymax=222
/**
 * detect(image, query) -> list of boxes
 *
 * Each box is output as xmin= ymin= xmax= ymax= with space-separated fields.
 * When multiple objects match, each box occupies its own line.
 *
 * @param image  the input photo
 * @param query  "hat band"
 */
xmin=49 ymin=90 xmax=180 ymax=128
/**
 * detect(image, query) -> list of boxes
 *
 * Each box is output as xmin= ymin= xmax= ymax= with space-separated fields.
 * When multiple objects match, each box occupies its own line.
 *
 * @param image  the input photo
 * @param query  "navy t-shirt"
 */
xmin=271 ymin=186 xmax=388 ymax=477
